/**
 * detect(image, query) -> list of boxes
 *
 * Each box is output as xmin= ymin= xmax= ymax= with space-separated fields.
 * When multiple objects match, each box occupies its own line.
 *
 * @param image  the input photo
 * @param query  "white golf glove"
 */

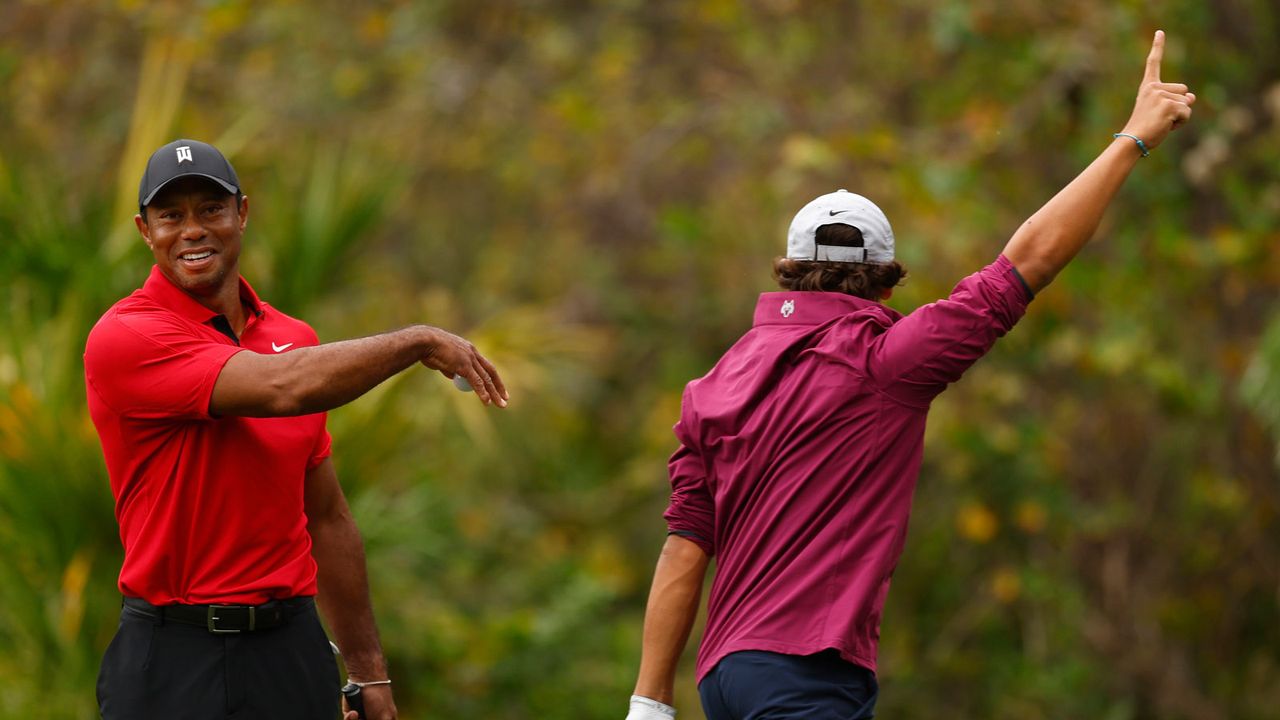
xmin=626 ymin=695 xmax=676 ymax=720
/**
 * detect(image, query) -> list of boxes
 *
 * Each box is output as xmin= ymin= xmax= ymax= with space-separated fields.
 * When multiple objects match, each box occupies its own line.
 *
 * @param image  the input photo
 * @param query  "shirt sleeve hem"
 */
xmin=667 ymin=528 xmax=715 ymax=557
xmin=201 ymin=347 xmax=247 ymax=419
xmin=1003 ymin=257 xmax=1036 ymax=302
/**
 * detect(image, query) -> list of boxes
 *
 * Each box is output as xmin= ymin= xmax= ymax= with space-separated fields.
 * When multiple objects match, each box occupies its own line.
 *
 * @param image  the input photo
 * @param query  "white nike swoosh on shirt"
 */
xmin=272 ymin=342 xmax=294 ymax=352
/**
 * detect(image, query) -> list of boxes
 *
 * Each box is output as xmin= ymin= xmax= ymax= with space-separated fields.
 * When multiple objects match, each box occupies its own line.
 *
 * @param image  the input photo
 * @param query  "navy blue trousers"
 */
xmin=699 ymin=650 xmax=878 ymax=720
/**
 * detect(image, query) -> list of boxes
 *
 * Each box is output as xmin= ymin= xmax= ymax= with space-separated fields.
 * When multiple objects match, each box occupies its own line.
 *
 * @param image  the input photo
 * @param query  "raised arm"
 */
xmin=210 ymin=324 xmax=508 ymax=417
xmin=1003 ymin=30 xmax=1195 ymax=293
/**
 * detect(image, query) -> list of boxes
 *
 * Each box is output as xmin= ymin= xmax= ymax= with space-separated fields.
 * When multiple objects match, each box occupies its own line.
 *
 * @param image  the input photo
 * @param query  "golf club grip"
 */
xmin=341 ymin=682 xmax=365 ymax=719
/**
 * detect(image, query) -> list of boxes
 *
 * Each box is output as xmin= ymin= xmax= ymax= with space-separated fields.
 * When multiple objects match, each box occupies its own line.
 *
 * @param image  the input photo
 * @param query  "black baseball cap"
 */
xmin=138 ymin=139 xmax=240 ymax=210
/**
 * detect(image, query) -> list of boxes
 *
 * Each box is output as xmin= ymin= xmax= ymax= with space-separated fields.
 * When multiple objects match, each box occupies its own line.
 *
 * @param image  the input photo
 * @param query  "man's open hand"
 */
xmin=420 ymin=326 xmax=509 ymax=408
xmin=1120 ymin=30 xmax=1196 ymax=151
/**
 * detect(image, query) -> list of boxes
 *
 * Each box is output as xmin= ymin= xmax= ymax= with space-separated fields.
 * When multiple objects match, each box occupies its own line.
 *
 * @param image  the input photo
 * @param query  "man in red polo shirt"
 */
xmin=626 ymin=32 xmax=1194 ymax=719
xmin=85 ymin=139 xmax=508 ymax=720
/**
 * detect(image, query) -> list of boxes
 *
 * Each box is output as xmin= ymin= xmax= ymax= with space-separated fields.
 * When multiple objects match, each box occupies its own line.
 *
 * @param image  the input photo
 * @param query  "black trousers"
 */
xmin=97 ymin=598 xmax=340 ymax=720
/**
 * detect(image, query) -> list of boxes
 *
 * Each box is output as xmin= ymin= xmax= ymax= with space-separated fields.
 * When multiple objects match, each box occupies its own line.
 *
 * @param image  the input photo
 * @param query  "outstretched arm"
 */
xmin=1003 ymin=30 xmax=1195 ymax=293
xmin=629 ymin=534 xmax=711 ymax=717
xmin=210 ymin=324 xmax=508 ymax=417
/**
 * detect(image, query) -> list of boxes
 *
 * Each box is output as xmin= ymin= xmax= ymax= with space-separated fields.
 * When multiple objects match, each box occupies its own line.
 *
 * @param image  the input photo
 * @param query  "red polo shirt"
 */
xmin=665 ymin=255 xmax=1032 ymax=681
xmin=84 ymin=266 xmax=331 ymax=605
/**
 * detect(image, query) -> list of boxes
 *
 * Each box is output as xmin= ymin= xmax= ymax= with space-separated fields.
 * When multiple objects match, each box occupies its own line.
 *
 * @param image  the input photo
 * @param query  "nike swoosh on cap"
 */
xmin=272 ymin=342 xmax=294 ymax=352
xmin=828 ymin=210 xmax=848 ymax=216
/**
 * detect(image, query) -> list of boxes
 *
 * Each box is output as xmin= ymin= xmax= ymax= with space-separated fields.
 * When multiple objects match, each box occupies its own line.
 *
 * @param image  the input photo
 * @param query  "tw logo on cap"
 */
xmin=176 ymin=146 xmax=193 ymax=164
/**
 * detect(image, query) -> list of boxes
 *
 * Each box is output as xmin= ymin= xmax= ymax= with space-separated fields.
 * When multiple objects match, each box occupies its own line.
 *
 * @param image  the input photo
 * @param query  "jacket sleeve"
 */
xmin=662 ymin=390 xmax=716 ymax=556
xmin=871 ymin=255 xmax=1032 ymax=405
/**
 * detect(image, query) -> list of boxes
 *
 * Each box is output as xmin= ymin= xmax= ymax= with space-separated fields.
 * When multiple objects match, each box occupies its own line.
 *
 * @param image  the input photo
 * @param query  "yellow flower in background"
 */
xmin=956 ymin=502 xmax=998 ymax=543
xmin=1015 ymin=500 xmax=1048 ymax=534
xmin=360 ymin=11 xmax=389 ymax=45
xmin=991 ymin=567 xmax=1022 ymax=604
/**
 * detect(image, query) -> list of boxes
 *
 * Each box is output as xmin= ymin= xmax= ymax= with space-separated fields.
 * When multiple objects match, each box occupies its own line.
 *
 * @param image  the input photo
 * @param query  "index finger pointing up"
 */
xmin=1144 ymin=30 xmax=1165 ymax=83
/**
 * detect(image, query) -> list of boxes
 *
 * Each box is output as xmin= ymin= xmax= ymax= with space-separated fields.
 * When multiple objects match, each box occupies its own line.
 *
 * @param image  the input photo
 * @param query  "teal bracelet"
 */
xmin=1113 ymin=132 xmax=1150 ymax=157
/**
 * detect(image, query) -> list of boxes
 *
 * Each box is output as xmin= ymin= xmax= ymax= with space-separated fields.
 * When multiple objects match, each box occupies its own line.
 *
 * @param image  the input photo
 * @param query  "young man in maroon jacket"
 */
xmin=86 ymin=139 xmax=508 ymax=720
xmin=627 ymin=31 xmax=1194 ymax=720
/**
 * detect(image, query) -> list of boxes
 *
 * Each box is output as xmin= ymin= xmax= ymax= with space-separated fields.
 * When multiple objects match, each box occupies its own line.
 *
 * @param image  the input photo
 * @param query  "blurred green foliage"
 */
xmin=2 ymin=1 xmax=1279 ymax=718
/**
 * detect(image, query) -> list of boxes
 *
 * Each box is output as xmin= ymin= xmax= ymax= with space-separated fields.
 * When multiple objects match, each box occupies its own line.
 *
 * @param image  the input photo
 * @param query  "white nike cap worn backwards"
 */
xmin=786 ymin=189 xmax=895 ymax=264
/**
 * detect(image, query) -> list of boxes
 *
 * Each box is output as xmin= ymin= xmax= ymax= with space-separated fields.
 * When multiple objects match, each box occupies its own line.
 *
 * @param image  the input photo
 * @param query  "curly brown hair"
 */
xmin=772 ymin=224 xmax=906 ymax=300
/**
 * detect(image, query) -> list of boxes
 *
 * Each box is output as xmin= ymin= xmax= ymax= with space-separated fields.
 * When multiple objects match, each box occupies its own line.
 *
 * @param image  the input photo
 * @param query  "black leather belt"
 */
xmin=122 ymin=596 xmax=313 ymax=633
